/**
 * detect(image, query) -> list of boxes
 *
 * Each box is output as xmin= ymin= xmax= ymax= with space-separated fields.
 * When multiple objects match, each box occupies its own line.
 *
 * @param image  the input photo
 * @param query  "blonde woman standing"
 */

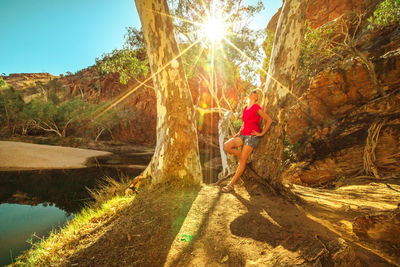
xmin=220 ymin=89 xmax=272 ymax=193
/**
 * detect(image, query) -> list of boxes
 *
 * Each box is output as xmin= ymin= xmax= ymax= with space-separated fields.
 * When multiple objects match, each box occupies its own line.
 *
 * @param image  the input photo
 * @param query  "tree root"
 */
xmin=247 ymin=166 xmax=301 ymax=203
xmin=385 ymin=183 xmax=400 ymax=193
xmin=125 ymin=168 xmax=151 ymax=196
xmin=363 ymin=119 xmax=386 ymax=178
xmin=352 ymin=175 xmax=400 ymax=180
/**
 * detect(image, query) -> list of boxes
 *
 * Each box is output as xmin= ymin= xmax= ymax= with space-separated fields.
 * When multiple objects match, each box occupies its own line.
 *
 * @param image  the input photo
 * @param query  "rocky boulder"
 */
xmin=353 ymin=209 xmax=400 ymax=245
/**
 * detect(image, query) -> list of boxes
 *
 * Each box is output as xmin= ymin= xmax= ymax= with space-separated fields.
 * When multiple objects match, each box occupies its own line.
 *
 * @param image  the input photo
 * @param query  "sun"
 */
xmin=201 ymin=16 xmax=226 ymax=43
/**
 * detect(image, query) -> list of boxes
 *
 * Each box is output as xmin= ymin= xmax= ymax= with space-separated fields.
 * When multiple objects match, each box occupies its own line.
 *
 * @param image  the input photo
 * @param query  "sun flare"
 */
xmin=201 ymin=16 xmax=226 ymax=43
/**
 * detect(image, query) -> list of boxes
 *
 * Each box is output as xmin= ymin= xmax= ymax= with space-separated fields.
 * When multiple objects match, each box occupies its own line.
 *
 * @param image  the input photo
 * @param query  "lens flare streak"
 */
xmin=93 ymin=37 xmax=203 ymax=121
xmin=93 ymin=2 xmax=321 ymax=130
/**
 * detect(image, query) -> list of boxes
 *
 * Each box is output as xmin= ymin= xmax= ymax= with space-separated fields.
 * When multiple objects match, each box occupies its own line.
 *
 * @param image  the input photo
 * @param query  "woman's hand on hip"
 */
xmin=251 ymin=131 xmax=263 ymax=136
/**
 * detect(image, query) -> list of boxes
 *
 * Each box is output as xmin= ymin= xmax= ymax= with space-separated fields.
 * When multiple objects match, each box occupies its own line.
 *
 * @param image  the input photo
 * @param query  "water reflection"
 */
xmin=0 ymin=203 xmax=74 ymax=266
xmin=0 ymin=166 xmax=144 ymax=213
xmin=0 ymin=152 xmax=151 ymax=266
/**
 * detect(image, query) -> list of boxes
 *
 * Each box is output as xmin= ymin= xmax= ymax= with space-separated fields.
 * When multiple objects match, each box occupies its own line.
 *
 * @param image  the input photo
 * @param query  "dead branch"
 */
xmin=31 ymin=120 xmax=63 ymax=137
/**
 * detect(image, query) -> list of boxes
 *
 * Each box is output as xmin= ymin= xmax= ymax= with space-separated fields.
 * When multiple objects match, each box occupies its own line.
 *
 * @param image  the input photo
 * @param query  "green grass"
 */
xmin=12 ymin=194 xmax=135 ymax=266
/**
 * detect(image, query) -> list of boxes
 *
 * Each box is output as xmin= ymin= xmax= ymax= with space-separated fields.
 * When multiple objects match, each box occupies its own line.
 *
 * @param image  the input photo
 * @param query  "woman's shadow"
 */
xmin=229 ymin=189 xmax=292 ymax=247
xmin=227 ymin=181 xmax=397 ymax=266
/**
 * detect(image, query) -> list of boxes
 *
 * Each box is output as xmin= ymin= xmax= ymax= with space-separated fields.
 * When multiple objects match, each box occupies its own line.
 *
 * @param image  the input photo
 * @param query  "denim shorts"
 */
xmin=240 ymin=134 xmax=260 ymax=148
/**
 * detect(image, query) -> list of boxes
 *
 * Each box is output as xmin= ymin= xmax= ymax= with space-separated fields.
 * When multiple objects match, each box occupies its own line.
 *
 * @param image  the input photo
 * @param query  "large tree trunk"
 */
xmin=248 ymin=0 xmax=308 ymax=196
xmin=134 ymin=0 xmax=202 ymax=185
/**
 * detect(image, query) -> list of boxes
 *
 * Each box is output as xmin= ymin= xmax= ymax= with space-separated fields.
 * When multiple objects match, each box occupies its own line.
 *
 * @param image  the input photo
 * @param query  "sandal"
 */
xmin=220 ymin=184 xmax=234 ymax=193
xmin=213 ymin=173 xmax=234 ymax=186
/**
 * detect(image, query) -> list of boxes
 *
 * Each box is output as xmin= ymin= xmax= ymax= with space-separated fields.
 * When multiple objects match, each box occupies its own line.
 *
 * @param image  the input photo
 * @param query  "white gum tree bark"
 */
xmin=218 ymin=110 xmax=237 ymax=178
xmin=250 ymin=0 xmax=308 ymax=193
xmin=134 ymin=0 xmax=202 ymax=185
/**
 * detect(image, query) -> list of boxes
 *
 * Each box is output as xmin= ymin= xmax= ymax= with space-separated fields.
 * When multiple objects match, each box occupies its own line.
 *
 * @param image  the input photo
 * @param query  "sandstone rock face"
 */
xmin=56 ymin=67 xmax=158 ymax=144
xmin=266 ymin=6 xmax=282 ymax=33
xmin=267 ymin=0 xmax=381 ymax=31
xmin=281 ymin=22 xmax=400 ymax=184
xmin=3 ymin=73 xmax=57 ymax=89
xmin=306 ymin=0 xmax=377 ymax=29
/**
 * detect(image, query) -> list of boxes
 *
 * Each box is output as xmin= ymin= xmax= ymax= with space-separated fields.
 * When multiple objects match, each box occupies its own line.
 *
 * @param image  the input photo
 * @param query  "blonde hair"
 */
xmin=250 ymin=88 xmax=264 ymax=104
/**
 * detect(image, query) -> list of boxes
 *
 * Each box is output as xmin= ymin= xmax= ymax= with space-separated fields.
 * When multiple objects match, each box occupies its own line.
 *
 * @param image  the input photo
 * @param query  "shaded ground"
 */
xmin=32 ymin=179 xmax=399 ymax=266
xmin=57 ymin=186 xmax=200 ymax=267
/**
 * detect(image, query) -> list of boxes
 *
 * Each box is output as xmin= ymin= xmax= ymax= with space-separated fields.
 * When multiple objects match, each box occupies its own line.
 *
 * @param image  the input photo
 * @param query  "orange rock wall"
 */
xmin=282 ymin=29 xmax=400 ymax=185
xmin=4 ymin=73 xmax=57 ymax=89
xmin=267 ymin=0 xmax=381 ymax=31
xmin=264 ymin=0 xmax=400 ymax=186
xmin=57 ymin=67 xmax=238 ymax=145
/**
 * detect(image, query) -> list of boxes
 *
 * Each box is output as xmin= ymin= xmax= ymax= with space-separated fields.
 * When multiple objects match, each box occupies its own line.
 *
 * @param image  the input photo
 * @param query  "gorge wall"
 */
xmin=3 ymin=65 xmax=236 ymax=147
xmin=267 ymin=0 xmax=381 ymax=32
xmin=264 ymin=0 xmax=400 ymax=185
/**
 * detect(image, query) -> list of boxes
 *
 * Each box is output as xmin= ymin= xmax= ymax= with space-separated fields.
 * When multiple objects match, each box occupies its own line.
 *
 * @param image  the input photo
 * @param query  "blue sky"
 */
xmin=0 ymin=0 xmax=281 ymax=76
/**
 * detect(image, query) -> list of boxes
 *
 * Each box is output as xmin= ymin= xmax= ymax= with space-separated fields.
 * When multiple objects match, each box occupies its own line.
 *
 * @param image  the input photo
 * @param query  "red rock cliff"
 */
xmin=273 ymin=8 xmax=400 ymax=185
xmin=267 ymin=0 xmax=381 ymax=31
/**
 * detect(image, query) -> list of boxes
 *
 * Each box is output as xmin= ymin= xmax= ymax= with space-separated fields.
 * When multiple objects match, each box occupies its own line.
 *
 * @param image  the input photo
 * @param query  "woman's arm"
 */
xmin=252 ymin=109 xmax=272 ymax=136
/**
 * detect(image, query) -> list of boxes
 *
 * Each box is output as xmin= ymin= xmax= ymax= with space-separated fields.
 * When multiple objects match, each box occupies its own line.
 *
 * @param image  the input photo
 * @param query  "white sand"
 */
xmin=0 ymin=141 xmax=111 ymax=171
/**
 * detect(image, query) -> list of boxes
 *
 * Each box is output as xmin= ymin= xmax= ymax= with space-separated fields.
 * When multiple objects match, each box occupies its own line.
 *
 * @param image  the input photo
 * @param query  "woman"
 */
xmin=220 ymin=88 xmax=272 ymax=193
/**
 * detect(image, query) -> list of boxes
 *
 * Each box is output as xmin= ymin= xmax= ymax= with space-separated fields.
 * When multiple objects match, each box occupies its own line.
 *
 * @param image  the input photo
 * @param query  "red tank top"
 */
xmin=241 ymin=104 xmax=261 ymax=135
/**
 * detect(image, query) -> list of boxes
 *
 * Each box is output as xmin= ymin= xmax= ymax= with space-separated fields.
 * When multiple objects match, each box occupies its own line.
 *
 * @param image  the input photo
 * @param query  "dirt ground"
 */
xmin=54 ymin=178 xmax=399 ymax=267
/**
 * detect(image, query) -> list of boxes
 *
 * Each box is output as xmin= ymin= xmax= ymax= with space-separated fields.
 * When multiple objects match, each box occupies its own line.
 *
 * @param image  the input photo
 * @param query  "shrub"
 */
xmin=19 ymin=98 xmax=129 ymax=138
xmin=298 ymin=21 xmax=342 ymax=79
xmin=84 ymin=102 xmax=134 ymax=140
xmin=283 ymin=137 xmax=300 ymax=166
xmin=368 ymin=0 xmax=400 ymax=29
xmin=0 ymin=87 xmax=25 ymax=134
xmin=0 ymin=77 xmax=8 ymax=89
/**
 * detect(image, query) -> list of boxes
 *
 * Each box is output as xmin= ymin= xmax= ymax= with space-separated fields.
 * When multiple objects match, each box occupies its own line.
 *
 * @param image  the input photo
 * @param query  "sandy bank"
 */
xmin=0 ymin=141 xmax=111 ymax=171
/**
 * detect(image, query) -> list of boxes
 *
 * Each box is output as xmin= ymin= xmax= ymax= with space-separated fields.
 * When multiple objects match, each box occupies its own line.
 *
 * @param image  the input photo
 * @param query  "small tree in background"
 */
xmin=298 ymin=21 xmax=340 ymax=81
xmin=18 ymin=98 xmax=132 ymax=139
xmin=21 ymin=99 xmax=64 ymax=137
xmin=21 ymin=98 xmax=91 ymax=137
xmin=96 ymin=48 xmax=148 ymax=85
xmin=124 ymin=27 xmax=146 ymax=57
xmin=0 ymin=87 xmax=25 ymax=135
xmin=85 ymin=102 xmax=134 ymax=141
xmin=95 ymin=27 xmax=149 ymax=85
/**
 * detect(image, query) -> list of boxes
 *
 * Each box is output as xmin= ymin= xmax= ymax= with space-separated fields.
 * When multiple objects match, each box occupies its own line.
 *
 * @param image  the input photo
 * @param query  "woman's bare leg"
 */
xmin=226 ymin=144 xmax=253 ymax=187
xmin=223 ymin=137 xmax=243 ymax=157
